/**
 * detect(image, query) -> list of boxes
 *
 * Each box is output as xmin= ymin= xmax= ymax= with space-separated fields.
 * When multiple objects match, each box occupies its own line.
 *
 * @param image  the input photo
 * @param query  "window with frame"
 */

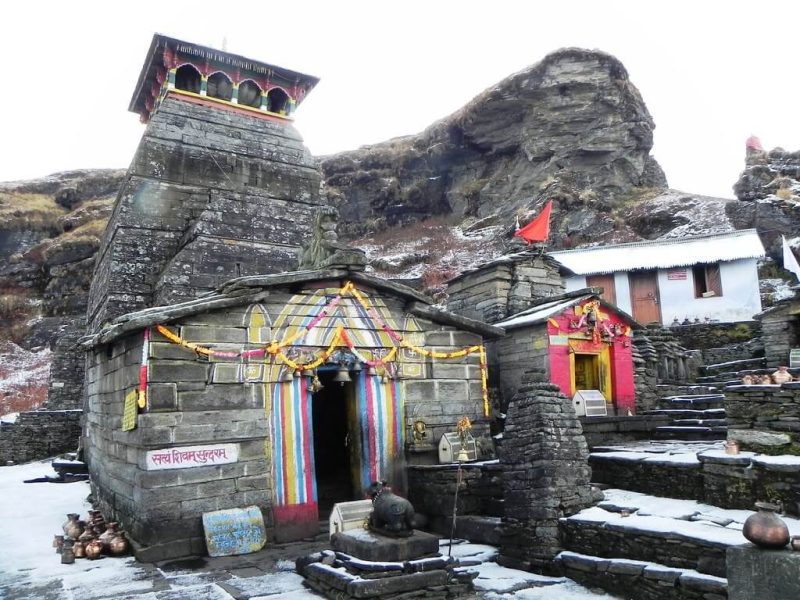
xmin=693 ymin=263 xmax=722 ymax=298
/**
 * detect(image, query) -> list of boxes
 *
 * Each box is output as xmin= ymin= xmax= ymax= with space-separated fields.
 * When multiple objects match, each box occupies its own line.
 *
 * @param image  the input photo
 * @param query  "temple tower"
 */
xmin=87 ymin=34 xmax=323 ymax=330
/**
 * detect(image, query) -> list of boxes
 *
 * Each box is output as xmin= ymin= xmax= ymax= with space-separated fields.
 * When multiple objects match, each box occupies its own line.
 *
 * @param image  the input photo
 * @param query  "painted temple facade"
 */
xmin=83 ymin=269 xmax=500 ymax=559
xmin=493 ymin=291 xmax=639 ymax=415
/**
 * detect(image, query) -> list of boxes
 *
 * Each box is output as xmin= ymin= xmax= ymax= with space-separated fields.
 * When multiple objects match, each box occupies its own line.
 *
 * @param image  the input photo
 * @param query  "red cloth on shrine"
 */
xmin=514 ymin=200 xmax=552 ymax=244
xmin=746 ymin=135 xmax=763 ymax=152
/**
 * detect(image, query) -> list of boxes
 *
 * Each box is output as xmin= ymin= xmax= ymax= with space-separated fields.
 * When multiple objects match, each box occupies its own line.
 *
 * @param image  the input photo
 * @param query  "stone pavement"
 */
xmin=4 ymin=533 xmax=331 ymax=600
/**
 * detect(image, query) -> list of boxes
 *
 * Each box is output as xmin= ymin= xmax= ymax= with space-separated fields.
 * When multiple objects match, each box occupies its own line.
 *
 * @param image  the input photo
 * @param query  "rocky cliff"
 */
xmin=321 ymin=48 xmax=668 ymax=246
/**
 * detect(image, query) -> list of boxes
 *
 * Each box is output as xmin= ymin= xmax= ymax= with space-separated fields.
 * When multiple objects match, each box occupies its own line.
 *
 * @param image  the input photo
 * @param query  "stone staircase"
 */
xmin=647 ymin=393 xmax=728 ymax=440
xmin=557 ymin=485 xmax=800 ymax=599
xmin=558 ymin=441 xmax=800 ymax=600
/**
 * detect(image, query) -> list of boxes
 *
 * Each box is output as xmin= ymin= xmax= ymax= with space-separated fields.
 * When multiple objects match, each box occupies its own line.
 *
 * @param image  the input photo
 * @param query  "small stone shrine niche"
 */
xmin=82 ymin=269 xmax=501 ymax=561
xmin=493 ymin=291 xmax=640 ymax=416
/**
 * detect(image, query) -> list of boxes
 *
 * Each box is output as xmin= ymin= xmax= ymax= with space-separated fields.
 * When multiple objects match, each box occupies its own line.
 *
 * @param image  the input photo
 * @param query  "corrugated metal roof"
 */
xmin=548 ymin=229 xmax=765 ymax=276
xmin=495 ymin=296 xmax=590 ymax=329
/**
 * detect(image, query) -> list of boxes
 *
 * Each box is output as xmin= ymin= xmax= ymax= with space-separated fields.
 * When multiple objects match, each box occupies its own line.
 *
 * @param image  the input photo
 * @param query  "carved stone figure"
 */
xmin=299 ymin=206 xmax=367 ymax=270
xmin=366 ymin=480 xmax=416 ymax=537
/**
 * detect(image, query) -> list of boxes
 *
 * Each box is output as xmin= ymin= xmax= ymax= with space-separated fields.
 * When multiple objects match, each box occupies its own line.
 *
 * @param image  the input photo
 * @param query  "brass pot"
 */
xmin=743 ymin=502 xmax=790 ymax=549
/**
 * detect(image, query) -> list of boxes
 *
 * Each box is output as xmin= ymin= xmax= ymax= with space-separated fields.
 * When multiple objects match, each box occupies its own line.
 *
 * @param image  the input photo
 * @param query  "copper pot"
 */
xmin=743 ymin=502 xmax=790 ymax=549
xmin=61 ymin=541 xmax=75 ymax=564
xmin=790 ymin=536 xmax=800 ymax=551
xmin=53 ymin=535 xmax=65 ymax=554
xmin=73 ymin=541 xmax=86 ymax=559
xmin=63 ymin=514 xmax=83 ymax=539
xmin=108 ymin=531 xmax=129 ymax=556
xmin=85 ymin=539 xmax=104 ymax=560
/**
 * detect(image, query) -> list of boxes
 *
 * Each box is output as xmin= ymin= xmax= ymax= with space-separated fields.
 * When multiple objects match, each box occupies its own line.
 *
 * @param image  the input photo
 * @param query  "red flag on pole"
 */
xmin=514 ymin=200 xmax=552 ymax=244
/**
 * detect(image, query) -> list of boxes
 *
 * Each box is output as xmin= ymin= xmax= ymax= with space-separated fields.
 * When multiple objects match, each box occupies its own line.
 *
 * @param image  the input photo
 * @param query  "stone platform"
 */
xmin=727 ymin=545 xmax=800 ymax=600
xmin=299 ymin=530 xmax=474 ymax=599
xmin=331 ymin=529 xmax=439 ymax=562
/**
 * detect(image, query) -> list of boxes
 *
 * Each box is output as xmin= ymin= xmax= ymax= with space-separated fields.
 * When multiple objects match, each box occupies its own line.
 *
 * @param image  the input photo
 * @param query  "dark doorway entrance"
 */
xmin=312 ymin=370 xmax=355 ymax=517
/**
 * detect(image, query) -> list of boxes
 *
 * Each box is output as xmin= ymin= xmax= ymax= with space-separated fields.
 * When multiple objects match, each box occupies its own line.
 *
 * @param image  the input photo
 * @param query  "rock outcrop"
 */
xmin=730 ymin=142 xmax=800 ymax=258
xmin=322 ymin=48 xmax=667 ymax=246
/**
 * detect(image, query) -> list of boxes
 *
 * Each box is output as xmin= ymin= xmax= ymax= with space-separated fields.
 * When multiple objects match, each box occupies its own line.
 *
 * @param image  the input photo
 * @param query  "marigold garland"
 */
xmin=153 ymin=281 xmax=491 ymax=416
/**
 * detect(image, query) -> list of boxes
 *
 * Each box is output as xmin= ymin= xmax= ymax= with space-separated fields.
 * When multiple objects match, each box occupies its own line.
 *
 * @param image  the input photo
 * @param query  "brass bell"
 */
xmin=333 ymin=365 xmax=352 ymax=385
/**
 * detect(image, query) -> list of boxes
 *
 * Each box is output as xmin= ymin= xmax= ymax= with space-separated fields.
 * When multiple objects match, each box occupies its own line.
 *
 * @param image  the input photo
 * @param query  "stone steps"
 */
xmin=559 ymin=487 xmax=800 ymax=599
xmin=645 ymin=408 xmax=725 ymax=420
xmin=654 ymin=425 xmax=727 ymax=441
xmin=560 ymin=506 xmax=733 ymax=577
xmin=557 ymin=551 xmax=728 ymax=600
xmin=653 ymin=394 xmax=727 ymax=440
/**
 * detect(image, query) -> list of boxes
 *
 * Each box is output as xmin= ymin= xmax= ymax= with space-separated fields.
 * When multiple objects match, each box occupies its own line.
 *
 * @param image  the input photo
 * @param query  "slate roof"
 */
xmin=494 ymin=289 xmax=641 ymax=331
xmin=83 ymin=267 xmax=504 ymax=347
xmin=549 ymin=230 xmax=765 ymax=276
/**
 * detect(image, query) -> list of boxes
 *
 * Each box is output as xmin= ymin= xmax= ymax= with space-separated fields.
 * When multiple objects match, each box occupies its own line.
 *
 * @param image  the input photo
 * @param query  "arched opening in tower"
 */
xmin=207 ymin=72 xmax=233 ymax=101
xmin=175 ymin=64 xmax=201 ymax=94
xmin=267 ymin=88 xmax=290 ymax=115
xmin=238 ymin=80 xmax=262 ymax=108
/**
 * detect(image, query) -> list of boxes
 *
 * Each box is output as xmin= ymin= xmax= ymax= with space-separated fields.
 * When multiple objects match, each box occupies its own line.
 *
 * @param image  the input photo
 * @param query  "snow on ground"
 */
xmin=594 ymin=488 xmax=800 ymax=537
xmin=0 ymin=411 xmax=19 ymax=423
xmin=1 ymin=460 xmax=623 ymax=600
xmin=0 ymin=459 xmax=148 ymax=594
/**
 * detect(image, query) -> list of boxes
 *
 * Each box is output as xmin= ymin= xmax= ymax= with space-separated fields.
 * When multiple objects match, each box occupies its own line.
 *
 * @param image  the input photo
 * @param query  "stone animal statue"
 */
xmin=366 ymin=480 xmax=415 ymax=538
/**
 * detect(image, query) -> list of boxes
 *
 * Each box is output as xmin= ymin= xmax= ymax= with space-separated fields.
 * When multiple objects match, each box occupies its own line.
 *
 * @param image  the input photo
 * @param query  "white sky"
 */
xmin=1 ymin=0 xmax=799 ymax=198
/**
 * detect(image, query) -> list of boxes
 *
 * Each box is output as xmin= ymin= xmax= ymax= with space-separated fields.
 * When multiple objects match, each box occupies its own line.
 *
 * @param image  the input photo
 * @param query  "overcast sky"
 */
xmin=2 ymin=1 xmax=798 ymax=198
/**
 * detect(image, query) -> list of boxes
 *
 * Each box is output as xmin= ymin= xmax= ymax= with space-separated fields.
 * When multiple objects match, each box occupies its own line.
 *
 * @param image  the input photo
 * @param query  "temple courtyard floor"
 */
xmin=0 ymin=459 xmax=620 ymax=600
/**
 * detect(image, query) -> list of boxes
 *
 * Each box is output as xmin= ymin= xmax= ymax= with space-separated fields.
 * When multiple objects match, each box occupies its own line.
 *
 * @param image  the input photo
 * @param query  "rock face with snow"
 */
xmin=321 ymin=48 xmax=667 ymax=247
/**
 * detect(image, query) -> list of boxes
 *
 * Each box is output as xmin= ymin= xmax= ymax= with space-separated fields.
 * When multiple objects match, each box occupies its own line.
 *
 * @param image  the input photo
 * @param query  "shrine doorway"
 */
xmin=312 ymin=370 xmax=356 ymax=517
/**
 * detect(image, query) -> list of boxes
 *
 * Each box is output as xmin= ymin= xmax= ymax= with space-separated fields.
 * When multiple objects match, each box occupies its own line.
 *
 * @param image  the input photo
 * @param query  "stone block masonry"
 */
xmin=498 ymin=380 xmax=594 ymax=573
xmin=0 ymin=410 xmax=82 ymax=464
xmin=87 ymin=96 xmax=324 ymax=331
xmin=725 ymin=382 xmax=800 ymax=454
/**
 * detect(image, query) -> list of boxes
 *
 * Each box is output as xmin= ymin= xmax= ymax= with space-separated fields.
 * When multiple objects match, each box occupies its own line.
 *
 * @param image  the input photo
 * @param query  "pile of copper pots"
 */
xmin=55 ymin=510 xmax=129 ymax=564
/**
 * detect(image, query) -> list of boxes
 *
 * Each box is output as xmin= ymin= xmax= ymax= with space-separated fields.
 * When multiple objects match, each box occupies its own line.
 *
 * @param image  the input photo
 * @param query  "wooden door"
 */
xmin=586 ymin=274 xmax=616 ymax=305
xmin=629 ymin=271 xmax=661 ymax=324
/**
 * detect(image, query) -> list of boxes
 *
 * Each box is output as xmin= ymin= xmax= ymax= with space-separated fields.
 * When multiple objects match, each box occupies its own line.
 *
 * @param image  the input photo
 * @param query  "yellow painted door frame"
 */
xmin=569 ymin=345 xmax=612 ymax=401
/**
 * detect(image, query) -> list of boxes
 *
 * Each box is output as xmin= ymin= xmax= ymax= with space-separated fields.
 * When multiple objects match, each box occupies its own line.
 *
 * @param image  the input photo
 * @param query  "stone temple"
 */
xmin=87 ymin=34 xmax=323 ymax=330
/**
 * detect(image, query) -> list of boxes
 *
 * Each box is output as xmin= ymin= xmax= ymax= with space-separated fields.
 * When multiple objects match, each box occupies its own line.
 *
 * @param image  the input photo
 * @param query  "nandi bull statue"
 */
xmin=366 ymin=480 xmax=416 ymax=538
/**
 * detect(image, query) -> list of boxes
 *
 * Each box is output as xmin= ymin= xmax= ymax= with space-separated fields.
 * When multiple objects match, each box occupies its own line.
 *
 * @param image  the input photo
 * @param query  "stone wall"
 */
xmin=0 ymin=410 xmax=82 ymax=464
xmin=589 ymin=450 xmax=800 ymax=517
xmin=407 ymin=462 xmax=503 ymax=519
xmin=668 ymin=321 xmax=760 ymax=351
xmin=632 ymin=334 xmax=659 ymax=412
xmin=725 ymin=382 xmax=800 ymax=454
xmin=84 ymin=327 xmax=273 ymax=561
xmin=490 ymin=325 xmax=550 ymax=412
xmin=559 ymin=552 xmax=728 ymax=600
xmin=84 ymin=286 xmax=490 ymax=561
xmin=498 ymin=381 xmax=594 ymax=573
xmin=446 ymin=253 xmax=563 ymax=325
xmin=759 ymin=302 xmax=800 ymax=368
xmin=580 ymin=415 xmax=671 ymax=448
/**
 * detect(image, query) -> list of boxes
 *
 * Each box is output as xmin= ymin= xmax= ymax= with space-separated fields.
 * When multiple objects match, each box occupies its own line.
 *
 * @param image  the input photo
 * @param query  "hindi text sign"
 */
xmin=145 ymin=443 xmax=239 ymax=471
xmin=203 ymin=506 xmax=266 ymax=557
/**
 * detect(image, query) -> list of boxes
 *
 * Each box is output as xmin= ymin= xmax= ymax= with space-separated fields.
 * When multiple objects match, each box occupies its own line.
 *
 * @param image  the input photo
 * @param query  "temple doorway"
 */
xmin=574 ymin=353 xmax=600 ymax=391
xmin=312 ymin=370 xmax=356 ymax=517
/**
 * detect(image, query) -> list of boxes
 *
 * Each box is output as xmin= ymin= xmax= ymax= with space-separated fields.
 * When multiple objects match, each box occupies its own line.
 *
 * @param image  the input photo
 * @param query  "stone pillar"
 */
xmin=727 ymin=546 xmax=800 ymax=600
xmin=200 ymin=74 xmax=208 ymax=96
xmin=498 ymin=380 xmax=595 ymax=574
xmin=231 ymin=82 xmax=239 ymax=104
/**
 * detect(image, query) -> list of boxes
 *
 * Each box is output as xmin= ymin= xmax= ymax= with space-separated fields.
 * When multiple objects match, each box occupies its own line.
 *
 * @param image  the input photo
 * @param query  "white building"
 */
xmin=549 ymin=230 xmax=765 ymax=325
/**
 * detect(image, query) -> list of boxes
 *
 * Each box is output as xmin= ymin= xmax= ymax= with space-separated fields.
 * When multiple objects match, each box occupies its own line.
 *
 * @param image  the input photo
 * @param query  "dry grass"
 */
xmin=39 ymin=218 xmax=107 ymax=265
xmin=0 ymin=191 xmax=66 ymax=230
xmin=776 ymin=187 xmax=793 ymax=200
